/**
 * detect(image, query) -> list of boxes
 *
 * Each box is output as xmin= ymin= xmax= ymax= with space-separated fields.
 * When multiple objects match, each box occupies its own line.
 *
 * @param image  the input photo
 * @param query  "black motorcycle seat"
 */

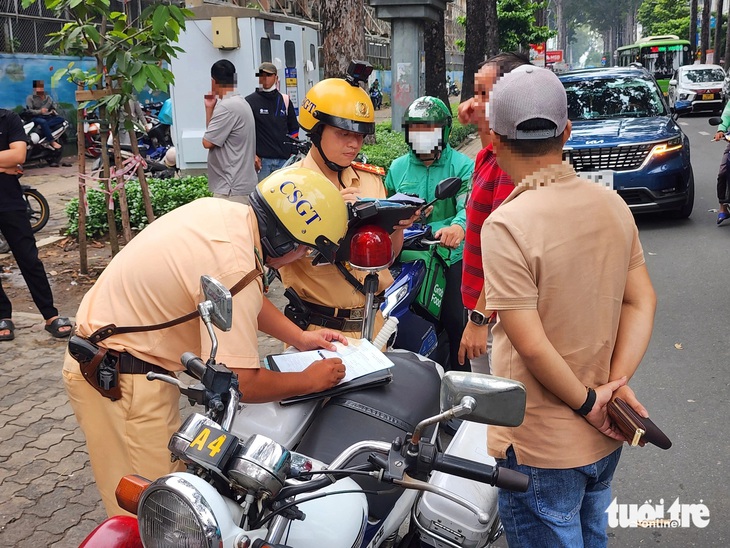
xmin=296 ymin=351 xmax=442 ymax=520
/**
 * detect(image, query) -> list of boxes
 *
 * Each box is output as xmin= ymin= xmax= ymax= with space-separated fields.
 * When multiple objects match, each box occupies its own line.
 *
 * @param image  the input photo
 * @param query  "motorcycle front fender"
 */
xmin=78 ymin=515 xmax=142 ymax=548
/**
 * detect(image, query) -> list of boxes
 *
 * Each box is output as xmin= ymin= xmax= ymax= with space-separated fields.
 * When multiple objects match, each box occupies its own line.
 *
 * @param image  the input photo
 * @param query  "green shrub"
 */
xmin=66 ymin=176 xmax=212 ymax=238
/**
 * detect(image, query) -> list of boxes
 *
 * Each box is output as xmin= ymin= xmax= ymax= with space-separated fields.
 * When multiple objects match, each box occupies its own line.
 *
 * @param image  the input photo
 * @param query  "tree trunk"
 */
xmin=725 ymin=1 xmax=730 ymax=68
xmin=98 ymin=107 xmax=119 ymax=256
xmin=690 ymin=0 xmax=698 ymax=60
xmin=556 ymin=0 xmax=566 ymax=53
xmin=424 ymin=10 xmax=449 ymax=107
xmin=701 ymin=0 xmax=711 ymax=63
xmin=123 ymin=103 xmax=155 ymax=225
xmin=75 ymin=87 xmax=87 ymax=274
xmin=320 ymin=0 xmax=365 ymax=78
xmin=714 ymin=0 xmax=724 ymax=64
xmin=461 ymin=0 xmax=490 ymax=103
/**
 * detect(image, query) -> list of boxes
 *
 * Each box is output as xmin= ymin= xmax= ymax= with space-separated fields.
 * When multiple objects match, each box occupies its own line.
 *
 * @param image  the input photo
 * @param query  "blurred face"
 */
xmin=265 ymin=243 xmax=309 ymax=270
xmin=258 ymin=72 xmax=277 ymax=90
xmin=407 ymin=122 xmax=443 ymax=158
xmin=34 ymin=83 xmax=45 ymax=96
xmin=474 ymin=64 xmax=498 ymax=132
xmin=320 ymin=125 xmax=365 ymax=166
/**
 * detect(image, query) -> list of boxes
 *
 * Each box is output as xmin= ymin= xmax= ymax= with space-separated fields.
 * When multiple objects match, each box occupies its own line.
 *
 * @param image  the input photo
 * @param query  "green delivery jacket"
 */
xmin=384 ymin=145 xmax=474 ymax=265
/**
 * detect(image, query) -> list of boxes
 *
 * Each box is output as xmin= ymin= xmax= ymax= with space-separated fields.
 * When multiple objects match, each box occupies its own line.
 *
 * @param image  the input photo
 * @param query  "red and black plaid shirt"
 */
xmin=461 ymin=144 xmax=515 ymax=310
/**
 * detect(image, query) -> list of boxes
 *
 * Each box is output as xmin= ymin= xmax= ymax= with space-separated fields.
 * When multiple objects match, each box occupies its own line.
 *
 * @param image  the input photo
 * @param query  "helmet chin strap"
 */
xmin=311 ymin=129 xmax=349 ymax=175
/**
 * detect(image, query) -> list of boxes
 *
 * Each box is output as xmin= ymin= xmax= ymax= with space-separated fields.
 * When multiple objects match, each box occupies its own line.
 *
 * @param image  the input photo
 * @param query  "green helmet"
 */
xmin=403 ymin=96 xmax=453 ymax=143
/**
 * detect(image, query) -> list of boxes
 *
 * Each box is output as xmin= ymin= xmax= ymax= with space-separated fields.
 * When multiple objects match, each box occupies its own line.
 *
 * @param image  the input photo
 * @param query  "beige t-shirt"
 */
xmin=481 ymin=162 xmax=645 ymax=469
xmin=278 ymin=155 xmax=394 ymax=310
xmin=75 ymin=198 xmax=264 ymax=372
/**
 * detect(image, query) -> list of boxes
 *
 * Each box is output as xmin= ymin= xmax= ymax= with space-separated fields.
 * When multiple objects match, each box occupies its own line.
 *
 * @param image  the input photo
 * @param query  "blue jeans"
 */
xmin=497 ymin=446 xmax=622 ymax=548
xmin=257 ymin=157 xmax=288 ymax=181
xmin=32 ymin=115 xmax=65 ymax=142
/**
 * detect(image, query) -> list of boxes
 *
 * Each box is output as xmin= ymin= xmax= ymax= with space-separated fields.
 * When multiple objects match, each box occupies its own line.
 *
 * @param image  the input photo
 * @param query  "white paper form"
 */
xmin=266 ymin=338 xmax=394 ymax=384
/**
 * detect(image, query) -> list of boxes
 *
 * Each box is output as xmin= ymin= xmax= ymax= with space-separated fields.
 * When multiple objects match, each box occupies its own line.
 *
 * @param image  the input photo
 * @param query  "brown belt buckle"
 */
xmin=349 ymin=308 xmax=364 ymax=320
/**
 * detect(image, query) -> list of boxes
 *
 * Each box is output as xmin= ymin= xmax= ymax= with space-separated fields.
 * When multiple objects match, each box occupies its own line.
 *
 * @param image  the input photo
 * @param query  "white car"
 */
xmin=668 ymin=64 xmax=726 ymax=114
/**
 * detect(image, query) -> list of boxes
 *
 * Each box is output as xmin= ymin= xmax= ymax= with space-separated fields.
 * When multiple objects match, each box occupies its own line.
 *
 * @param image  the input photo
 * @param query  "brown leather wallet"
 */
xmin=607 ymin=397 xmax=672 ymax=450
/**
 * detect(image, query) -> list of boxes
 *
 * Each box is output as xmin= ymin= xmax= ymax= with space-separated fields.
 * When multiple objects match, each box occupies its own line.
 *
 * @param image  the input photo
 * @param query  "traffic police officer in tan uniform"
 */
xmin=279 ymin=77 xmax=414 ymax=339
xmin=64 ymin=168 xmax=351 ymax=516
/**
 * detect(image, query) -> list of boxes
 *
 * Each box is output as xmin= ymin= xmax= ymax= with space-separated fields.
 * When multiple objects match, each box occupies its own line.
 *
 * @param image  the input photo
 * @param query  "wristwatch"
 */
xmin=467 ymin=309 xmax=489 ymax=326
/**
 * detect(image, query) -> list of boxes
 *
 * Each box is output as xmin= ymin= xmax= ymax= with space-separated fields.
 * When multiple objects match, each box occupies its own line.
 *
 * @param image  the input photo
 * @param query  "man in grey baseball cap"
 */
xmin=481 ymin=65 xmax=657 ymax=546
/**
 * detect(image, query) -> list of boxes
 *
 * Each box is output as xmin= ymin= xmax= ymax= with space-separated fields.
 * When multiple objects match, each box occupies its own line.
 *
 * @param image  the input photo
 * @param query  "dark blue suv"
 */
xmin=559 ymin=67 xmax=694 ymax=218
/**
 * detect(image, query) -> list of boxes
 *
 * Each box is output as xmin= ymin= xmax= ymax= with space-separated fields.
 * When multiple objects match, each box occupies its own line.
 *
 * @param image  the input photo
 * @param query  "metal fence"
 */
xmin=0 ymin=0 xmax=170 ymax=54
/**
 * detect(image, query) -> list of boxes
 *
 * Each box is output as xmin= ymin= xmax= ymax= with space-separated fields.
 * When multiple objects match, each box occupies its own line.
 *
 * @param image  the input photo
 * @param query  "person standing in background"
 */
xmin=202 ymin=60 xmax=258 ymax=203
xmin=245 ymin=62 xmax=299 ymax=181
xmin=457 ymin=52 xmax=530 ymax=372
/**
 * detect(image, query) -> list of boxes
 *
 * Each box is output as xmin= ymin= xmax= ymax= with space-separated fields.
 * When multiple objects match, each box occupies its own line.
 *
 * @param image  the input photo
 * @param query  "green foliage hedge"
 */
xmin=362 ymin=105 xmax=476 ymax=174
xmin=65 ymin=176 xmax=212 ymax=238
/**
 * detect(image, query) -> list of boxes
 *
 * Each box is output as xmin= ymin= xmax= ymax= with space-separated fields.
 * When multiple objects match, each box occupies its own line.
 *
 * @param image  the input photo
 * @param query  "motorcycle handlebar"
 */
xmin=181 ymin=352 xmax=206 ymax=380
xmin=434 ymin=454 xmax=529 ymax=492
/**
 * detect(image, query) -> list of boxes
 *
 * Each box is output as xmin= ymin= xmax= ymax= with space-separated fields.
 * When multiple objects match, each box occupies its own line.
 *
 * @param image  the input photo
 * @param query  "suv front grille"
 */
xmin=566 ymin=144 xmax=654 ymax=171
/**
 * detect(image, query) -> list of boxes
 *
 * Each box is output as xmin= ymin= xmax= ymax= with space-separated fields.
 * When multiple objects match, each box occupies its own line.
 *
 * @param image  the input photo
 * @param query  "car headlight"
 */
xmin=138 ymin=475 xmax=221 ymax=548
xmin=650 ymin=136 xmax=683 ymax=156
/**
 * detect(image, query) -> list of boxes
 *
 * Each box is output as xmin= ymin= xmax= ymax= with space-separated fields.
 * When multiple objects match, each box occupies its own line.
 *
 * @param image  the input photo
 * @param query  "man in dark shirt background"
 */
xmin=245 ymin=62 xmax=299 ymax=181
xmin=0 ymin=108 xmax=72 ymax=341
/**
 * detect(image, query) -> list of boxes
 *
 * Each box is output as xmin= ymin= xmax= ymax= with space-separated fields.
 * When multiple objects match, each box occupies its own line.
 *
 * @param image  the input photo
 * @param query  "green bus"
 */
xmin=615 ymin=35 xmax=692 ymax=95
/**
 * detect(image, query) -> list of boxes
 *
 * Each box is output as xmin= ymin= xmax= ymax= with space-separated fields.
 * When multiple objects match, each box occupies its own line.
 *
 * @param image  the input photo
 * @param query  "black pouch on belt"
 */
xmin=283 ymin=287 xmax=312 ymax=330
xmin=68 ymin=335 xmax=122 ymax=401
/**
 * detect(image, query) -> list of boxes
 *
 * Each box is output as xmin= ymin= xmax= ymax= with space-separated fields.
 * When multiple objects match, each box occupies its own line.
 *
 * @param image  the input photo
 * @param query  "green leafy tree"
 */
xmin=21 ymin=0 xmax=191 ymax=268
xmin=497 ymin=0 xmax=555 ymax=52
xmin=637 ymin=0 xmax=690 ymax=39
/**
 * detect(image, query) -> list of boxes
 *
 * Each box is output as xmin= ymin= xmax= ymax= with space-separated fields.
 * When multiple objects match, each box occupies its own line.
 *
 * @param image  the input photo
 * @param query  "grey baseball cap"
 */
xmin=490 ymin=65 xmax=568 ymax=140
xmin=256 ymin=62 xmax=277 ymax=76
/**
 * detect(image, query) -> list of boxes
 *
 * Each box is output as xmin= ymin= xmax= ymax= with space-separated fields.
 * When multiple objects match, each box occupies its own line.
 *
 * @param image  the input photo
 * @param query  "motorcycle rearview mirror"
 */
xmin=200 ymin=275 xmax=233 ymax=332
xmin=709 ymin=116 xmax=723 ymax=126
xmin=198 ymin=276 xmax=233 ymax=362
xmin=440 ymin=371 xmax=526 ymax=427
xmin=420 ymin=177 xmax=462 ymax=213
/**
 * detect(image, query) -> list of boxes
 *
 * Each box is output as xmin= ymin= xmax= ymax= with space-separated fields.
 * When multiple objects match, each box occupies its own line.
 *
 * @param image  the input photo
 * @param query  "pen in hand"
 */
xmin=318 ymin=350 xmax=327 ymax=360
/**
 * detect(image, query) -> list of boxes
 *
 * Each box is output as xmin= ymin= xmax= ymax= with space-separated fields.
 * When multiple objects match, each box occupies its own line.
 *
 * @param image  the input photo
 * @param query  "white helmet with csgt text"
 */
xmin=249 ymin=167 xmax=348 ymax=263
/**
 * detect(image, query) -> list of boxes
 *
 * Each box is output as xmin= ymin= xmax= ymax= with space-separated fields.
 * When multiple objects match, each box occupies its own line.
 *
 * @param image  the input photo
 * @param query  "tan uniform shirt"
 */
xmin=481 ymin=162 xmax=645 ymax=469
xmin=279 ymin=155 xmax=394 ymax=310
xmin=74 ymin=198 xmax=264 ymax=372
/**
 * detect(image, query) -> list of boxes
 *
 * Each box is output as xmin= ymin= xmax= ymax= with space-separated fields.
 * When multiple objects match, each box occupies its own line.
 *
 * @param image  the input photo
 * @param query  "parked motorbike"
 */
xmin=370 ymin=86 xmax=384 ymax=110
xmin=0 ymin=182 xmax=50 ymax=253
xmin=19 ymin=111 xmax=69 ymax=167
xmin=80 ymin=275 xmax=528 ymax=548
xmin=448 ymin=83 xmax=460 ymax=97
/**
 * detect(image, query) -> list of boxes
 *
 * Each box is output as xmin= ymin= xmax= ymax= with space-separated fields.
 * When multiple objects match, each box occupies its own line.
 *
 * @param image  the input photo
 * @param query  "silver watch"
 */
xmin=467 ymin=309 xmax=489 ymax=326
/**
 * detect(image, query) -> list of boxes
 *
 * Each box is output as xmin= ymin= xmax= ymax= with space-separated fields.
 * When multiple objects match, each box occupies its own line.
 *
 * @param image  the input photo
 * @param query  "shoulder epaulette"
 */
xmin=351 ymin=161 xmax=385 ymax=176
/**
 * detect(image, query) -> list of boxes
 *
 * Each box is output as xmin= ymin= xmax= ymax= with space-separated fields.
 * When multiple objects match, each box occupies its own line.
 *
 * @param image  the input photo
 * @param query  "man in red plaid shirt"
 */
xmin=458 ymin=52 xmax=531 ymax=372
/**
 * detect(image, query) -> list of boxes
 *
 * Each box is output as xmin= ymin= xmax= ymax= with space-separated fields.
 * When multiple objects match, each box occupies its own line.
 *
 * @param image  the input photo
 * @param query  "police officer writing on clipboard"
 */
xmin=63 ymin=168 xmax=351 ymax=517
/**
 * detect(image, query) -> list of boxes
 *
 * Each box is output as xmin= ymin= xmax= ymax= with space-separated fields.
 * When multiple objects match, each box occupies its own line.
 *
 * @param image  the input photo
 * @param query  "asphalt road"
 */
xmin=606 ymin=113 xmax=730 ymax=547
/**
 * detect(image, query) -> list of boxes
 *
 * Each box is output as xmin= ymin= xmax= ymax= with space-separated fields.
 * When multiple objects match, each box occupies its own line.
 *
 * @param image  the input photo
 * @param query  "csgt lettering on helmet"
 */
xmin=301 ymin=97 xmax=316 ymax=115
xmin=279 ymin=181 xmax=321 ymax=225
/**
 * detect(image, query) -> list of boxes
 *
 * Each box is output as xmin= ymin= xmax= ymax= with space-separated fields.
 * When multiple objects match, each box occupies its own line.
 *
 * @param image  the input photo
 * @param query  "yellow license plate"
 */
xmin=703 ymin=93 xmax=715 ymax=100
xmin=185 ymin=424 xmax=238 ymax=471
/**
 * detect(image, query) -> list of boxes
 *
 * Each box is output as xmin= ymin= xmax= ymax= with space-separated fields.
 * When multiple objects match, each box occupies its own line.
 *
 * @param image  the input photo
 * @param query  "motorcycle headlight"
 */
xmin=138 ymin=475 xmax=221 ymax=548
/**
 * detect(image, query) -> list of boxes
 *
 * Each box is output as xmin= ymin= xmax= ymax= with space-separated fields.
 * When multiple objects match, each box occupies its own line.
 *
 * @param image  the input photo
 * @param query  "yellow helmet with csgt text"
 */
xmin=249 ymin=167 xmax=348 ymax=263
xmin=299 ymin=78 xmax=375 ymax=135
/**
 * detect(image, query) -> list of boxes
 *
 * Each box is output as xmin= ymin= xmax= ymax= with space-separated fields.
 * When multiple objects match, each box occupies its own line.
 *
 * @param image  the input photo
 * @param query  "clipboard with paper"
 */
xmin=266 ymin=338 xmax=395 ymax=405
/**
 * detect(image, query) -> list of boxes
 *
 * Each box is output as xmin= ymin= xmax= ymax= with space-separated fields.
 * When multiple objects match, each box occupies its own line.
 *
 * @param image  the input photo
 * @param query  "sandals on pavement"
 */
xmin=44 ymin=317 xmax=73 ymax=339
xmin=0 ymin=319 xmax=15 ymax=342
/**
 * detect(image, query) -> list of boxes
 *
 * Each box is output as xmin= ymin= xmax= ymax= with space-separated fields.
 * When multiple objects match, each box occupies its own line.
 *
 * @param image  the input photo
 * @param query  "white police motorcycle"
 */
xmin=80 ymin=272 xmax=527 ymax=548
